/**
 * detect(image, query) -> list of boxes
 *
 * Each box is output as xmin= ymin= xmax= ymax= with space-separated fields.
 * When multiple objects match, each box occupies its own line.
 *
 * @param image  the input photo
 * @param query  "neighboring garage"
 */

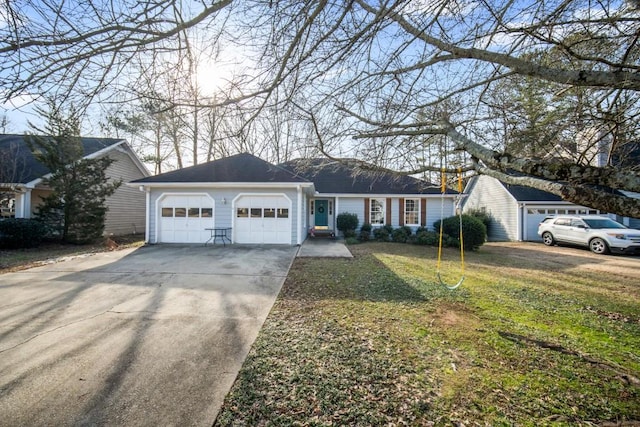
xmin=464 ymin=174 xmax=608 ymax=242
xmin=131 ymin=153 xmax=314 ymax=245
xmin=522 ymin=205 xmax=600 ymax=242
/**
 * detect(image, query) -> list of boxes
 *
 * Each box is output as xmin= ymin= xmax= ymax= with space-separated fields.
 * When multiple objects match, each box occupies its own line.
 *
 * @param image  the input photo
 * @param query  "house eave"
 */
xmin=129 ymin=181 xmax=315 ymax=190
xmin=313 ymin=192 xmax=458 ymax=198
xmin=20 ymin=139 xmax=133 ymax=188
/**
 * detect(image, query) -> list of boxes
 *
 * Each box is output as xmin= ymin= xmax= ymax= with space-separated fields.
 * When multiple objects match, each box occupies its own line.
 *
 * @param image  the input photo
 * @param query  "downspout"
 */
xmin=297 ymin=185 xmax=303 ymax=245
xmin=518 ymin=203 xmax=525 ymax=241
xmin=140 ymin=186 xmax=150 ymax=244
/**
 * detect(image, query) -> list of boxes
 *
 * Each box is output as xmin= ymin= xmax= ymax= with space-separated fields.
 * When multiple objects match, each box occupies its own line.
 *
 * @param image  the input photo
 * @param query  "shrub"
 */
xmin=466 ymin=208 xmax=492 ymax=232
xmin=336 ymin=212 xmax=359 ymax=237
xmin=415 ymin=230 xmax=439 ymax=246
xmin=401 ymin=225 xmax=413 ymax=236
xmin=345 ymin=237 xmax=359 ymax=245
xmin=373 ymin=227 xmax=390 ymax=241
xmin=416 ymin=226 xmax=428 ymax=234
xmin=434 ymin=215 xmax=487 ymax=250
xmin=343 ymin=229 xmax=357 ymax=238
xmin=392 ymin=227 xmax=409 ymax=243
xmin=359 ymin=223 xmax=372 ymax=241
xmin=383 ymin=224 xmax=394 ymax=234
xmin=0 ymin=218 xmax=46 ymax=249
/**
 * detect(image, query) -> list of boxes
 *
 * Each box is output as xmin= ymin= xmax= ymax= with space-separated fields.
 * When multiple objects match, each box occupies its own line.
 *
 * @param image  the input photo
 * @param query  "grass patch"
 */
xmin=0 ymin=234 xmax=145 ymax=272
xmin=215 ymin=242 xmax=640 ymax=425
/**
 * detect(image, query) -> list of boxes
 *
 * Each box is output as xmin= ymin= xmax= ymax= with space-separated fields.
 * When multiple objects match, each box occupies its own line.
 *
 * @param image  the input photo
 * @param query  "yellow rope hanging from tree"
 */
xmin=436 ymin=167 xmax=465 ymax=290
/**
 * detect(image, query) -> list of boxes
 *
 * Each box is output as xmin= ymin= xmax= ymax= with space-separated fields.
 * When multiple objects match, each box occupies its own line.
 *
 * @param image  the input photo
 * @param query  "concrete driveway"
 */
xmin=0 ymin=244 xmax=297 ymax=426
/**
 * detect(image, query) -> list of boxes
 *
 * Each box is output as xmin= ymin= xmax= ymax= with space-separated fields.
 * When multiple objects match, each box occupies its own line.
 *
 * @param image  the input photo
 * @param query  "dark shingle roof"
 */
xmin=132 ymin=153 xmax=310 ymax=184
xmin=504 ymin=184 xmax=564 ymax=202
xmin=279 ymin=158 xmax=450 ymax=194
xmin=502 ymin=178 xmax=624 ymax=202
xmin=0 ymin=134 xmax=124 ymax=184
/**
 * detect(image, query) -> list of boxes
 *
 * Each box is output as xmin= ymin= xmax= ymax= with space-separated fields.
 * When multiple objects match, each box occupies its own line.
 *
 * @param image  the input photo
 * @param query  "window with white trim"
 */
xmin=370 ymin=198 xmax=385 ymax=225
xmin=404 ymin=198 xmax=420 ymax=226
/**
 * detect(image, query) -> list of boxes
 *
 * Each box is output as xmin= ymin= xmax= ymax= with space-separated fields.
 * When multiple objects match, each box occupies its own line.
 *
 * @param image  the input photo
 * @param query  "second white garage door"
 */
xmin=234 ymin=195 xmax=291 ymax=244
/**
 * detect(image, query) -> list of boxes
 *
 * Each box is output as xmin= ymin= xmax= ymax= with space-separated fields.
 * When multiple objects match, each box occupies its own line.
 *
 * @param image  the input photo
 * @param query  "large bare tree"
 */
xmin=3 ymin=0 xmax=640 ymax=216
xmin=234 ymin=0 xmax=640 ymax=217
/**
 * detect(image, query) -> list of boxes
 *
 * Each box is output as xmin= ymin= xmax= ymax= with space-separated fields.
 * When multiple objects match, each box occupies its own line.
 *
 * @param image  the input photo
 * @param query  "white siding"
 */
xmin=463 ymin=176 xmax=519 ymax=241
xmin=102 ymin=148 xmax=148 ymax=236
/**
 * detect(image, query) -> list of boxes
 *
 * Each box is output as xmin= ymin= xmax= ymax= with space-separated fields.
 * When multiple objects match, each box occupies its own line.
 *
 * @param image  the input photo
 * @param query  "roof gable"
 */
xmin=132 ymin=153 xmax=311 ymax=184
xmin=0 ymin=134 xmax=125 ymax=184
xmin=279 ymin=158 xmax=450 ymax=195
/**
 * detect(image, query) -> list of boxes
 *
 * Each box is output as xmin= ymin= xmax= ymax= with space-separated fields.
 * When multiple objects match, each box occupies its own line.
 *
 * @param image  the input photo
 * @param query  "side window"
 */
xmin=555 ymin=218 xmax=570 ymax=226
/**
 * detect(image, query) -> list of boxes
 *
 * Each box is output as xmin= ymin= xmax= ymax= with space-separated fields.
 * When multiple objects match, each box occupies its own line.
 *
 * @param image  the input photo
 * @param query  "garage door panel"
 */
xmin=234 ymin=195 xmax=291 ymax=244
xmin=159 ymin=195 xmax=214 ymax=243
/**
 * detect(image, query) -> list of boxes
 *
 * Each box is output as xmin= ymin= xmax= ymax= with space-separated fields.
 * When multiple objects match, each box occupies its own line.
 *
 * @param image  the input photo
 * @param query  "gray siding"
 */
xmin=463 ymin=176 xmax=518 ymax=241
xmin=336 ymin=197 xmax=365 ymax=230
xmin=426 ymin=198 xmax=453 ymax=231
xmin=102 ymin=148 xmax=148 ymax=236
xmin=335 ymin=196 xmax=450 ymax=231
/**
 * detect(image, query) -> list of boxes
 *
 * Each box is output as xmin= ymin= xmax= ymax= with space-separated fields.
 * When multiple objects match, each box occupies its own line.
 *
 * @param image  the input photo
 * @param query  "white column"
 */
xmin=297 ymin=186 xmax=303 ymax=245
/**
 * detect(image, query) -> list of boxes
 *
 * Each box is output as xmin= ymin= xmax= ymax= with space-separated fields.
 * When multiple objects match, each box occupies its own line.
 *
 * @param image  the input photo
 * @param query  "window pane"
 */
xmin=175 ymin=208 xmax=186 ymax=218
xmin=278 ymin=208 xmax=289 ymax=218
xmin=237 ymin=208 xmax=248 ymax=218
xmin=370 ymin=199 xmax=384 ymax=225
xmin=404 ymin=199 xmax=419 ymax=225
xmin=162 ymin=208 xmax=173 ymax=217
xmin=202 ymin=208 xmax=213 ymax=218
xmin=264 ymin=208 xmax=276 ymax=218
xmin=251 ymin=208 xmax=262 ymax=218
xmin=188 ymin=208 xmax=200 ymax=218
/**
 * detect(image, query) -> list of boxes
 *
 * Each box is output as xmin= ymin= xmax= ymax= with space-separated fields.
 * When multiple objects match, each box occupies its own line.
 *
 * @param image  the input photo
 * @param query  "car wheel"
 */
xmin=542 ymin=232 xmax=555 ymax=246
xmin=589 ymin=237 xmax=609 ymax=254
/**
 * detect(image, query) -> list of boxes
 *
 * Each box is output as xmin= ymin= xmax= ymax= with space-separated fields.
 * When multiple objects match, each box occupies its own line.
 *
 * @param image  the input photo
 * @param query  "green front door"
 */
xmin=314 ymin=200 xmax=329 ymax=227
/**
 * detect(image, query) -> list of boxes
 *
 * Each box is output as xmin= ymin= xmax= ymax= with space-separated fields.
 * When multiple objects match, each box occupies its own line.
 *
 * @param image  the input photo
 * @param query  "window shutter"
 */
xmin=420 ymin=198 xmax=427 ymax=226
xmin=399 ymin=198 xmax=405 ymax=226
xmin=364 ymin=198 xmax=370 ymax=224
xmin=386 ymin=198 xmax=392 ymax=225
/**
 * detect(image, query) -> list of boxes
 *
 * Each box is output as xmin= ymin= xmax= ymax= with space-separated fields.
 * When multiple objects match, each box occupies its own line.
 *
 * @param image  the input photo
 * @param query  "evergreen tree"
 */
xmin=27 ymin=105 xmax=121 ymax=244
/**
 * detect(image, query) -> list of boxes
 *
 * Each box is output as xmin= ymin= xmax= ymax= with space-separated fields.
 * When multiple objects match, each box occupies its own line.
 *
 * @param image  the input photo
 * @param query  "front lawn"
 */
xmin=215 ymin=242 xmax=640 ymax=426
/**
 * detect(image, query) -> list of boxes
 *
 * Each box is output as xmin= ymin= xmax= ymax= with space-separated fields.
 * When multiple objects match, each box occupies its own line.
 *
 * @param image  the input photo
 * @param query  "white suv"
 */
xmin=537 ymin=215 xmax=640 ymax=255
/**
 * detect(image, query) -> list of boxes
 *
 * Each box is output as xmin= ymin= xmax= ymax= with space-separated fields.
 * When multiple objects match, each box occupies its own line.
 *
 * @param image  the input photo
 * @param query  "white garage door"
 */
xmin=524 ymin=209 xmax=549 ymax=241
xmin=523 ymin=206 xmax=600 ymax=241
xmin=159 ymin=195 xmax=214 ymax=243
xmin=234 ymin=195 xmax=291 ymax=244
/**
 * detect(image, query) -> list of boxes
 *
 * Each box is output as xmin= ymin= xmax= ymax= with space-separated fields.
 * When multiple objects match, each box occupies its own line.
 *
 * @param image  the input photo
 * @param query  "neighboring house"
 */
xmin=0 ymin=134 xmax=150 ymax=236
xmin=462 ymin=174 xmax=634 ymax=242
xmin=131 ymin=154 xmax=458 ymax=245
